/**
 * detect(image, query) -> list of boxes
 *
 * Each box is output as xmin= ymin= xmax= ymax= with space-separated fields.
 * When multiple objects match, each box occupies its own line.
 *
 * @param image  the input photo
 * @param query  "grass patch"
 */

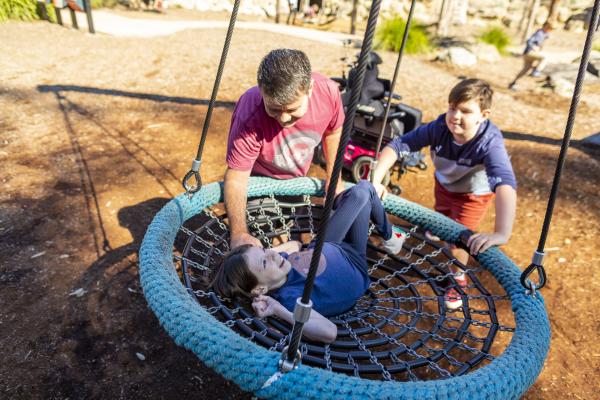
xmin=479 ymin=26 xmax=511 ymax=54
xmin=91 ymin=0 xmax=118 ymax=9
xmin=376 ymin=17 xmax=431 ymax=55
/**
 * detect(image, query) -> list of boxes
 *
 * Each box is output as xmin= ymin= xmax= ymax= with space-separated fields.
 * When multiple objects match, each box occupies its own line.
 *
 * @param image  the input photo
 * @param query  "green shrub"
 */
xmin=376 ymin=17 xmax=431 ymax=55
xmin=0 ymin=0 xmax=38 ymax=21
xmin=479 ymin=26 xmax=511 ymax=54
xmin=593 ymin=42 xmax=600 ymax=52
xmin=0 ymin=0 xmax=56 ymax=22
xmin=91 ymin=0 xmax=117 ymax=9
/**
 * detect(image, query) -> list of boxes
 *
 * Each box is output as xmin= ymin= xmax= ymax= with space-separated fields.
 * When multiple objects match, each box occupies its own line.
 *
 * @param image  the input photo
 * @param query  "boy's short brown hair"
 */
xmin=448 ymin=78 xmax=493 ymax=111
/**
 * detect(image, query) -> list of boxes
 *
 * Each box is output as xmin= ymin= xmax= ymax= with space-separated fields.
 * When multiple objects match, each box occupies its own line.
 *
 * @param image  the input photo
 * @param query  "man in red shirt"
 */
xmin=225 ymin=49 xmax=345 ymax=248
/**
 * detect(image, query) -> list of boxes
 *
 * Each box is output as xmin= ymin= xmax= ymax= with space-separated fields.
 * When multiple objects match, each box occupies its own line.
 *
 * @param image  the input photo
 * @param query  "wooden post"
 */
xmin=350 ymin=0 xmax=358 ymax=34
xmin=69 ymin=6 xmax=78 ymax=29
xmin=275 ymin=0 xmax=280 ymax=23
xmin=83 ymin=0 xmax=94 ymax=33
xmin=55 ymin=5 xmax=63 ymax=25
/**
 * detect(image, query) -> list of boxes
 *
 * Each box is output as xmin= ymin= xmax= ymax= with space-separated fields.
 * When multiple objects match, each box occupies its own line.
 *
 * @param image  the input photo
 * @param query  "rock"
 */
xmin=565 ymin=19 xmax=585 ymax=32
xmin=474 ymin=43 xmax=501 ymax=63
xmin=68 ymin=288 xmax=87 ymax=297
xmin=546 ymin=60 xmax=600 ymax=97
xmin=436 ymin=46 xmax=478 ymax=67
xmin=447 ymin=47 xmax=477 ymax=67
xmin=582 ymin=132 xmax=600 ymax=146
xmin=469 ymin=0 xmax=507 ymax=19
xmin=557 ymin=6 xmax=571 ymax=23
xmin=451 ymin=0 xmax=469 ymax=25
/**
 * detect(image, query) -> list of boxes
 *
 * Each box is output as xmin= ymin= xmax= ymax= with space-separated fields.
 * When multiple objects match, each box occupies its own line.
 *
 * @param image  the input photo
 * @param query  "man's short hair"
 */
xmin=448 ymin=78 xmax=493 ymax=110
xmin=257 ymin=49 xmax=312 ymax=105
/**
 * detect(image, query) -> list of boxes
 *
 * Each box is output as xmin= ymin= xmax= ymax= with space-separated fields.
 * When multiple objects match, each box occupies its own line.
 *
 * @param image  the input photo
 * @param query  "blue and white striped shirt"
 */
xmin=387 ymin=114 xmax=517 ymax=195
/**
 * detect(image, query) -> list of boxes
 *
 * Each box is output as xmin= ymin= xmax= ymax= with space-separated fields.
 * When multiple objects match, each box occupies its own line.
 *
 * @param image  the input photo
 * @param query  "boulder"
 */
xmin=437 ymin=47 xmax=478 ymax=67
xmin=546 ymin=62 xmax=600 ymax=97
xmin=550 ymin=74 xmax=576 ymax=97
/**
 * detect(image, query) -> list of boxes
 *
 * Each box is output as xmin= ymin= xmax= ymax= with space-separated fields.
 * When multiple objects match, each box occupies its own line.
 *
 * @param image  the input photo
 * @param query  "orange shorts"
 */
xmin=434 ymin=178 xmax=495 ymax=231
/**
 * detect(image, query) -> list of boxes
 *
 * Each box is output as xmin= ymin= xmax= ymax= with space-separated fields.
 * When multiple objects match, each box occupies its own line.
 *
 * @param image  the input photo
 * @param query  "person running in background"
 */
xmin=509 ymin=22 xmax=554 ymax=90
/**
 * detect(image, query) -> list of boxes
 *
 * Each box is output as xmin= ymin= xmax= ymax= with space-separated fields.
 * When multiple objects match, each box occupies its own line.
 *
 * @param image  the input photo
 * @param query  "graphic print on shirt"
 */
xmin=272 ymin=130 xmax=321 ymax=173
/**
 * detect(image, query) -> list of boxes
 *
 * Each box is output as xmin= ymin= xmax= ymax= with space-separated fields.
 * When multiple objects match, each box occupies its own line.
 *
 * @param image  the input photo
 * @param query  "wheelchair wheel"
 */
xmin=351 ymin=156 xmax=390 ymax=186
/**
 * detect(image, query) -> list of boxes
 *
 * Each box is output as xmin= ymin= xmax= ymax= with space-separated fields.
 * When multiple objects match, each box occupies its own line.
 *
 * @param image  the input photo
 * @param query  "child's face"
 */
xmin=445 ymin=99 xmax=490 ymax=143
xmin=245 ymin=246 xmax=291 ymax=293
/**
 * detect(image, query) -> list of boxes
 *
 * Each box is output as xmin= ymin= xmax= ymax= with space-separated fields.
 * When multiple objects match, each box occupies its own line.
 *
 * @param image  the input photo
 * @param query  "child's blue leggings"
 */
xmin=325 ymin=180 xmax=393 ymax=260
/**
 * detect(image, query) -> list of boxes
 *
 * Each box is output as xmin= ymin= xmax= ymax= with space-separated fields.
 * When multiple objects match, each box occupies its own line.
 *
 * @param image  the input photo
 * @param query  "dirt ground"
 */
xmin=1 ymin=12 xmax=599 ymax=400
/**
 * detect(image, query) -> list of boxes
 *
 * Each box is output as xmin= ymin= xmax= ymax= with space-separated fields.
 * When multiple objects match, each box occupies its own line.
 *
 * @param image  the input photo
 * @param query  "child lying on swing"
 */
xmin=211 ymin=180 xmax=406 ymax=343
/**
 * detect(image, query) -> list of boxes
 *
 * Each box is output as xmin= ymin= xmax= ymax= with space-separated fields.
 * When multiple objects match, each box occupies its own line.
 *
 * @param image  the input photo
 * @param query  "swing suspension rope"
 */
xmin=282 ymin=0 xmax=385 ymax=370
xmin=181 ymin=0 xmax=241 ymax=196
xmin=176 ymin=193 xmax=516 ymax=381
xmin=372 ymin=0 xmax=417 ymax=163
xmin=520 ymin=0 xmax=600 ymax=294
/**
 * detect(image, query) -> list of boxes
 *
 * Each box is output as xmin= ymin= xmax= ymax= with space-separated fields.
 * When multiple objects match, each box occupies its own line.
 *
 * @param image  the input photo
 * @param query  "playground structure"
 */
xmin=139 ymin=0 xmax=600 ymax=398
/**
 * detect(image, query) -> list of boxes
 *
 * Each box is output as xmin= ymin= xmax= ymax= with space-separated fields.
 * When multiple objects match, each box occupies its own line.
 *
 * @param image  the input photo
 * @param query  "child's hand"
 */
xmin=467 ymin=232 xmax=509 ymax=255
xmin=252 ymin=295 xmax=282 ymax=318
xmin=273 ymin=240 xmax=302 ymax=254
xmin=373 ymin=182 xmax=388 ymax=200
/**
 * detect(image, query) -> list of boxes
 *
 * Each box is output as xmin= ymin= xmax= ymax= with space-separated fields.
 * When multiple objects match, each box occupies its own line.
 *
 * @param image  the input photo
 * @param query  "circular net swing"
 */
xmin=140 ymin=177 xmax=550 ymax=399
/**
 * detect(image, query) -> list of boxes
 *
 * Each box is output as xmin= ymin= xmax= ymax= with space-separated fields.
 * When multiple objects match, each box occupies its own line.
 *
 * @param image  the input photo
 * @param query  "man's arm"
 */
xmin=322 ymin=127 xmax=345 ymax=195
xmin=224 ymin=168 xmax=262 ymax=248
xmin=467 ymin=184 xmax=516 ymax=255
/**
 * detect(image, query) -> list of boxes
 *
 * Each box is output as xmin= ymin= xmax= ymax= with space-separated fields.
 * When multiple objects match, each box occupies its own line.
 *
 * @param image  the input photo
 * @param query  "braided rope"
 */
xmin=139 ymin=177 xmax=550 ymax=399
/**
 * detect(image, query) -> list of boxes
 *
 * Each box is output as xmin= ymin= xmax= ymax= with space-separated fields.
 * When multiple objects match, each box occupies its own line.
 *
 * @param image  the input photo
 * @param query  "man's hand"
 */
xmin=231 ymin=232 xmax=263 ymax=249
xmin=252 ymin=295 xmax=283 ymax=318
xmin=466 ymin=232 xmax=509 ymax=255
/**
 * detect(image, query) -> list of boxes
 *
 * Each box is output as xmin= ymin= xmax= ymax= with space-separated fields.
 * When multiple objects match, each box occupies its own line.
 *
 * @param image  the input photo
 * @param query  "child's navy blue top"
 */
xmin=272 ymin=242 xmax=370 ymax=317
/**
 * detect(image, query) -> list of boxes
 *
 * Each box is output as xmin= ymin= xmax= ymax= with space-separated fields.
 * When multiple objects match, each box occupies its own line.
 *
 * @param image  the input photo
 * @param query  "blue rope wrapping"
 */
xmin=139 ymin=177 xmax=550 ymax=399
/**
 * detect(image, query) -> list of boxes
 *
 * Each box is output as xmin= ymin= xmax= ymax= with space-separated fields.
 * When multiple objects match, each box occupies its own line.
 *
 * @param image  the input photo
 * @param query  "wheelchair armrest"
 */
xmin=387 ymin=111 xmax=406 ymax=120
xmin=384 ymin=91 xmax=402 ymax=101
xmin=357 ymin=104 xmax=376 ymax=116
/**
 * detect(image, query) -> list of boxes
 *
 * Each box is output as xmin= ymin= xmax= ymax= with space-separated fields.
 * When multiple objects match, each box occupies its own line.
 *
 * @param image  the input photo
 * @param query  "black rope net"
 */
xmin=173 ymin=195 xmax=515 ymax=381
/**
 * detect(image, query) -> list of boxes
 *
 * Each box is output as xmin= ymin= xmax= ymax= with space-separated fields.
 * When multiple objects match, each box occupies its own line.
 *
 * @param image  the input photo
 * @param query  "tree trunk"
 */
xmin=275 ymin=0 xmax=281 ymax=23
xmin=522 ymin=0 xmax=540 ymax=43
xmin=437 ymin=0 xmax=453 ymax=37
xmin=517 ymin=0 xmax=534 ymax=34
xmin=350 ymin=0 xmax=359 ymax=34
xmin=546 ymin=0 xmax=561 ymax=24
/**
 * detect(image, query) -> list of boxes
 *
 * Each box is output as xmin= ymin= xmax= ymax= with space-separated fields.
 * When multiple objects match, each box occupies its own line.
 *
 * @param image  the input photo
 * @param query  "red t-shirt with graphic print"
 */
xmin=226 ymin=72 xmax=344 ymax=179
